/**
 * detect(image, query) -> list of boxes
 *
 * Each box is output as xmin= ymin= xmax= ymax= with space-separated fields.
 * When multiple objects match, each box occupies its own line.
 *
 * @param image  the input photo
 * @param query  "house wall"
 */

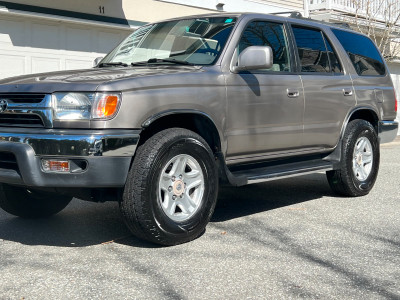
xmin=1 ymin=0 xmax=214 ymax=23
xmin=388 ymin=62 xmax=400 ymax=131
xmin=157 ymin=0 xmax=304 ymax=13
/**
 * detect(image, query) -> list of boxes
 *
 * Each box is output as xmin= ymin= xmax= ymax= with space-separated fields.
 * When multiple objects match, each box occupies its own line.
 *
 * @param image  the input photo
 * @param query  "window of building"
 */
xmin=332 ymin=29 xmax=386 ymax=76
xmin=237 ymin=21 xmax=291 ymax=72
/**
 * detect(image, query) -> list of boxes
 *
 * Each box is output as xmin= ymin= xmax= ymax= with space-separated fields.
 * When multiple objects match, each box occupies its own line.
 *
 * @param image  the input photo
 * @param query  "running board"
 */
xmin=228 ymin=159 xmax=334 ymax=186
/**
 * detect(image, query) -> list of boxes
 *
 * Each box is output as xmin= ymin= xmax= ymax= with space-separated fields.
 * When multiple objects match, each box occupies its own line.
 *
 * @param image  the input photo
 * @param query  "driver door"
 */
xmin=224 ymin=20 xmax=304 ymax=163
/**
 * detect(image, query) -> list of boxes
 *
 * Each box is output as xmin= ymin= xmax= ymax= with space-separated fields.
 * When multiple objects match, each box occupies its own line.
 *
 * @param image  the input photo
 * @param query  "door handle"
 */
xmin=343 ymin=88 xmax=353 ymax=96
xmin=287 ymin=89 xmax=299 ymax=98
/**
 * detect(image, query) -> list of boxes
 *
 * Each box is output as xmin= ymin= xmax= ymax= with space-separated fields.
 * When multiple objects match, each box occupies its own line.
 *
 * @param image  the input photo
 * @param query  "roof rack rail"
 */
xmin=271 ymin=11 xmax=351 ymax=29
xmin=271 ymin=11 xmax=303 ymax=18
xmin=332 ymin=22 xmax=351 ymax=28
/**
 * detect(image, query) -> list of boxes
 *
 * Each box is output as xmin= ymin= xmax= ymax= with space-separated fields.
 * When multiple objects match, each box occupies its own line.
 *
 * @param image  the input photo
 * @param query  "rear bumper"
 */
xmin=379 ymin=121 xmax=398 ymax=144
xmin=0 ymin=128 xmax=140 ymax=188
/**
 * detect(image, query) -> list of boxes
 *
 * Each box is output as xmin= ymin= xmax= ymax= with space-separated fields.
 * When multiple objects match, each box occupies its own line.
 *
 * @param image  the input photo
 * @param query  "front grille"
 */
xmin=0 ymin=93 xmax=46 ymax=103
xmin=0 ymin=113 xmax=44 ymax=127
xmin=0 ymin=152 xmax=18 ymax=171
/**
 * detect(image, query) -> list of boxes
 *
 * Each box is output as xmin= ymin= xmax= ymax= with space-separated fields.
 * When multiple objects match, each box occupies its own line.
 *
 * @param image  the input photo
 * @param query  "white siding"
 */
xmin=248 ymin=0 xmax=303 ymax=10
xmin=158 ymin=0 xmax=304 ymax=13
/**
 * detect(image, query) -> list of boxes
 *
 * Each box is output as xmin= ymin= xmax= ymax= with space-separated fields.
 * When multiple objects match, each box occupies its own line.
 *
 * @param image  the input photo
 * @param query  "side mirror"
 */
xmin=232 ymin=46 xmax=273 ymax=73
xmin=93 ymin=57 xmax=104 ymax=67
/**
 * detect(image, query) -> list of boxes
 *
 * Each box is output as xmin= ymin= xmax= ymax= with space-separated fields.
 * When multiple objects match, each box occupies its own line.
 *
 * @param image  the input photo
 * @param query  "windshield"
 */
xmin=100 ymin=17 xmax=237 ymax=66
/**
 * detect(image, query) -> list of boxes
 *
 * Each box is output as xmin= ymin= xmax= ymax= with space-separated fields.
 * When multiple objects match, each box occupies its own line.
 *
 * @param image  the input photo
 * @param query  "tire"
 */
xmin=120 ymin=128 xmax=218 ymax=246
xmin=0 ymin=184 xmax=72 ymax=218
xmin=327 ymin=119 xmax=379 ymax=197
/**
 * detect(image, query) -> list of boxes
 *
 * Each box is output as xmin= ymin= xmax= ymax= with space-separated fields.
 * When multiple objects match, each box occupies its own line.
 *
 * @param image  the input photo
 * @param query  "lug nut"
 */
xmin=172 ymin=195 xmax=177 ymax=200
xmin=168 ymin=186 xmax=172 ymax=192
xmin=179 ymin=174 xmax=183 ymax=179
xmin=172 ymin=176 xmax=175 ymax=181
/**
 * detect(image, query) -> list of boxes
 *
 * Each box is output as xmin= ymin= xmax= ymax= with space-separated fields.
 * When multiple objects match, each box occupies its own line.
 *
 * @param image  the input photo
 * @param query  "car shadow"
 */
xmin=0 ymin=173 xmax=333 ymax=248
xmin=212 ymin=172 xmax=333 ymax=222
xmin=0 ymin=200 xmax=156 ymax=248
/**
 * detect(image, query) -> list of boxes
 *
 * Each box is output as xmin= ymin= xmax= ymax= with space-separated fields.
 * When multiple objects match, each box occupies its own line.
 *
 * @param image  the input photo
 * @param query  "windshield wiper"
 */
xmin=130 ymin=61 xmax=150 ymax=66
xmin=130 ymin=58 xmax=194 ymax=67
xmin=98 ymin=62 xmax=129 ymax=68
xmin=146 ymin=58 xmax=193 ymax=65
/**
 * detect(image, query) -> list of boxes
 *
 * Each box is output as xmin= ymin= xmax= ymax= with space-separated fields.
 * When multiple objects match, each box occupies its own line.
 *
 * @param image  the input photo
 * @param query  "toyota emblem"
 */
xmin=0 ymin=99 xmax=8 ymax=113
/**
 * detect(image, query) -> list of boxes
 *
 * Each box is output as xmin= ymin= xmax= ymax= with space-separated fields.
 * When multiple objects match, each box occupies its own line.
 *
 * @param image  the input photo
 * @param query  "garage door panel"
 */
xmin=32 ymin=57 xmax=60 ymax=73
xmin=0 ymin=55 xmax=25 ymax=78
xmin=65 ymin=59 xmax=93 ymax=70
xmin=0 ymin=19 xmax=25 ymax=47
xmin=66 ymin=27 xmax=92 ymax=53
xmin=31 ymin=23 xmax=59 ymax=50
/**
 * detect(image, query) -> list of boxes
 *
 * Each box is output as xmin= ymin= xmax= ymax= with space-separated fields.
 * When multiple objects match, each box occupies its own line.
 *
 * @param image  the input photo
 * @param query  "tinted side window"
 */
xmin=238 ymin=21 xmax=290 ymax=72
xmin=323 ymin=35 xmax=342 ymax=73
xmin=292 ymin=26 xmax=331 ymax=73
xmin=332 ymin=29 xmax=385 ymax=76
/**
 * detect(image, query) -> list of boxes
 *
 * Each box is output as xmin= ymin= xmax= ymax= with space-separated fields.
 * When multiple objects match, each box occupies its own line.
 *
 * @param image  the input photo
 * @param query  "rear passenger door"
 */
xmin=290 ymin=25 xmax=356 ymax=149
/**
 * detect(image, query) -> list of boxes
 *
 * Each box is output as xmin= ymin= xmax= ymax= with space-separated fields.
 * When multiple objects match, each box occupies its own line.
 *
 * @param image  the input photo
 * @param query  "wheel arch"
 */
xmin=139 ymin=110 xmax=223 ymax=154
xmin=345 ymin=107 xmax=379 ymax=134
xmin=326 ymin=107 xmax=380 ymax=167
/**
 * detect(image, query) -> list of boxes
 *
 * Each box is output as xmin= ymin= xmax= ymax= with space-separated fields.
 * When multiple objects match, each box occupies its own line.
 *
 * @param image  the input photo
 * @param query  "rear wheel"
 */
xmin=327 ymin=119 xmax=379 ymax=197
xmin=120 ymin=128 xmax=218 ymax=246
xmin=0 ymin=184 xmax=72 ymax=218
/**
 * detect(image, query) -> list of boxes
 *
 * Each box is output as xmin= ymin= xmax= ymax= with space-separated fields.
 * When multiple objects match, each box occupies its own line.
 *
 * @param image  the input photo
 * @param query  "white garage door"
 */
xmin=0 ymin=14 xmax=131 ymax=79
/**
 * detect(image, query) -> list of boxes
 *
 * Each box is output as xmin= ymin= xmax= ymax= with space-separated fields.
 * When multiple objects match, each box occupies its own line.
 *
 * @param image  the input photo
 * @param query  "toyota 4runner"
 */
xmin=0 ymin=13 xmax=397 ymax=245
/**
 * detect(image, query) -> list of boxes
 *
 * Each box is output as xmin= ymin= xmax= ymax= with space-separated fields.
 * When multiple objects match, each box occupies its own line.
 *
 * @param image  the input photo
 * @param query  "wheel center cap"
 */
xmin=173 ymin=180 xmax=185 ymax=196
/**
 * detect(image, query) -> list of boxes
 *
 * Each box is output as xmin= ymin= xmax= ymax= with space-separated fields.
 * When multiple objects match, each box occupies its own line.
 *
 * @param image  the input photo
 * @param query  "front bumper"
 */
xmin=0 ymin=128 xmax=140 ymax=187
xmin=379 ymin=120 xmax=398 ymax=144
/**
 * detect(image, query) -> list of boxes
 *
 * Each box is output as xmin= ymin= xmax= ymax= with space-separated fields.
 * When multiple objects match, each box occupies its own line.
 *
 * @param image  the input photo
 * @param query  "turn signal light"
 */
xmin=42 ymin=159 xmax=70 ymax=173
xmin=93 ymin=94 xmax=120 ymax=119
xmin=394 ymin=89 xmax=398 ymax=112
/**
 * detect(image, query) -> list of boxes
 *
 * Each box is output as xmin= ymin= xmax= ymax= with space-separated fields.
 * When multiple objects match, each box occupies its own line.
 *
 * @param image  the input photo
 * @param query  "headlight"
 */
xmin=52 ymin=92 xmax=121 ymax=121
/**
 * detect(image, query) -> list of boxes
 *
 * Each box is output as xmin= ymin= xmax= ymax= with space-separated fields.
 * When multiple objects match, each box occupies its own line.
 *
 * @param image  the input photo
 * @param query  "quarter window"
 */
xmin=332 ymin=29 xmax=385 ymax=76
xmin=292 ymin=26 xmax=342 ymax=74
xmin=237 ymin=21 xmax=291 ymax=72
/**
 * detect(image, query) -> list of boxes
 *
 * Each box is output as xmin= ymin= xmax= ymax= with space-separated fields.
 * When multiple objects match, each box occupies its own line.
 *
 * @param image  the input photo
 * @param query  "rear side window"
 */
xmin=332 ymin=29 xmax=386 ymax=76
xmin=292 ymin=26 xmax=342 ymax=74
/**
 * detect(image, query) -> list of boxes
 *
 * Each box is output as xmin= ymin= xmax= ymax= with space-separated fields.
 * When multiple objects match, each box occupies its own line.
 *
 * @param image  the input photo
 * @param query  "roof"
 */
xmin=146 ymin=12 xmax=364 ymax=37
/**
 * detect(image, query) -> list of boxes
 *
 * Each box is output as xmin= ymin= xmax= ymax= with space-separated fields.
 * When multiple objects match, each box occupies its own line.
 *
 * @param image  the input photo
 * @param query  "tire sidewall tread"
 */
xmin=327 ymin=119 xmax=379 ymax=197
xmin=120 ymin=128 xmax=218 ymax=246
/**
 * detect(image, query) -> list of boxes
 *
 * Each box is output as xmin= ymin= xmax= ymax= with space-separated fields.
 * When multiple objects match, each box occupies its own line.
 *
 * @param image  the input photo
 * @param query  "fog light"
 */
xmin=42 ymin=159 xmax=70 ymax=173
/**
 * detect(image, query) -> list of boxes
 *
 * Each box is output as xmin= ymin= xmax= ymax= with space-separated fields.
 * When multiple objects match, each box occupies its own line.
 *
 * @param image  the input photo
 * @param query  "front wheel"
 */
xmin=120 ymin=128 xmax=218 ymax=246
xmin=327 ymin=119 xmax=379 ymax=197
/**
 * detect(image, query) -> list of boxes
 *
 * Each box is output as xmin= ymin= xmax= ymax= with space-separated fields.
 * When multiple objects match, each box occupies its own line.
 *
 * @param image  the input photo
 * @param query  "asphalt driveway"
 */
xmin=0 ymin=140 xmax=399 ymax=299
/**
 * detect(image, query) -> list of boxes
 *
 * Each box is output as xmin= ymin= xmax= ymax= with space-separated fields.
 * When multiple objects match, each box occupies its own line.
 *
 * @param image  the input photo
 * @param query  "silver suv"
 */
xmin=0 ymin=13 xmax=397 ymax=245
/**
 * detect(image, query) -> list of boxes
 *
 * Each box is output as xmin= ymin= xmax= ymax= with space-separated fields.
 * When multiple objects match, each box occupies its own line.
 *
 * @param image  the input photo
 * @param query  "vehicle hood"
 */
xmin=0 ymin=66 xmax=205 ymax=93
